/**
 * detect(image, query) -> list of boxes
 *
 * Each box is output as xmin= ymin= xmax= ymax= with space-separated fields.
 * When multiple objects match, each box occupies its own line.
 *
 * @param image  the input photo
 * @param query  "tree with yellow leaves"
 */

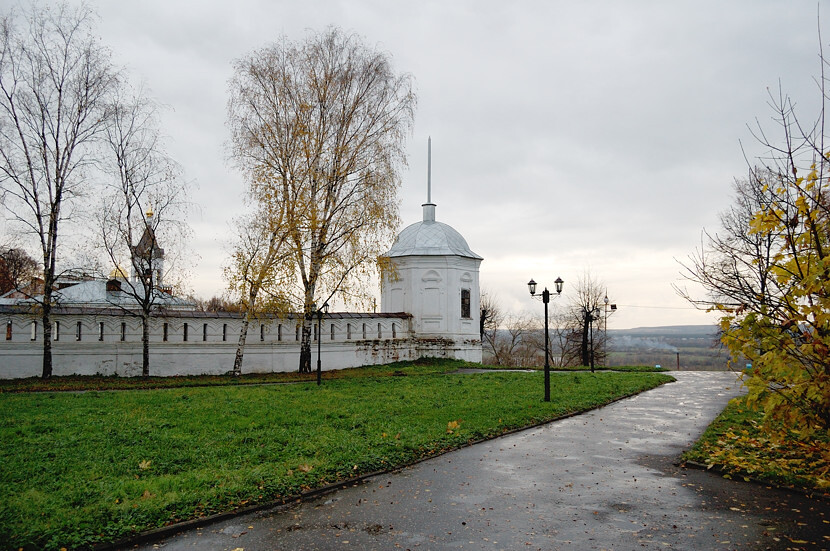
xmin=224 ymin=190 xmax=294 ymax=376
xmin=681 ymin=82 xmax=830 ymax=437
xmin=226 ymin=28 xmax=416 ymax=372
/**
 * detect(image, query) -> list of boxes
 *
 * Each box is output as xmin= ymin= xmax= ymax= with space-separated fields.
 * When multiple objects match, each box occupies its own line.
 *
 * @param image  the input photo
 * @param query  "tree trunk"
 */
xmin=298 ymin=314 xmax=313 ymax=373
xmin=41 ymin=296 xmax=52 ymax=379
xmin=141 ymin=314 xmax=150 ymax=377
xmin=234 ymin=315 xmax=250 ymax=376
xmin=581 ymin=316 xmax=590 ymax=367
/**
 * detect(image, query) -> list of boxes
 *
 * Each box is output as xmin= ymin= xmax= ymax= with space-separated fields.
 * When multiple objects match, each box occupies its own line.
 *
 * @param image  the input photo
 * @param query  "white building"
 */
xmin=380 ymin=200 xmax=482 ymax=362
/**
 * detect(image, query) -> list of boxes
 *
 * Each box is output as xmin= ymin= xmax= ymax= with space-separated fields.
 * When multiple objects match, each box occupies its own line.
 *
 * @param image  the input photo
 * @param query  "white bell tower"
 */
xmin=381 ymin=139 xmax=483 ymax=361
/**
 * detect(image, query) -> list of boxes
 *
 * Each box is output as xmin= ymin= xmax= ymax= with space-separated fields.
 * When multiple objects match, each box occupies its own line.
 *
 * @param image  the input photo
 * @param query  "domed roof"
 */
xmin=385 ymin=204 xmax=482 ymax=259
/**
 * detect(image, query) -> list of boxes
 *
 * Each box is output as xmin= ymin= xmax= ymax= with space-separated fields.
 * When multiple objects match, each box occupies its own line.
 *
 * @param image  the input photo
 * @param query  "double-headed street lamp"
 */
xmin=528 ymin=277 xmax=564 ymax=402
xmin=316 ymin=302 xmax=329 ymax=386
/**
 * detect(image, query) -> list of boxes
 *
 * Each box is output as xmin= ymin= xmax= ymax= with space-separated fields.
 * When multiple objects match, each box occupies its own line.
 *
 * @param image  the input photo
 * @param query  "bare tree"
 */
xmin=479 ymin=290 xmax=502 ymax=359
xmin=487 ymin=312 xmax=538 ymax=367
xmin=546 ymin=310 xmax=573 ymax=367
xmin=480 ymin=292 xmax=542 ymax=366
xmin=189 ymin=295 xmax=241 ymax=313
xmin=678 ymin=170 xmax=780 ymax=313
xmin=227 ymin=27 xmax=416 ymax=372
xmin=97 ymin=88 xmax=189 ymax=377
xmin=0 ymin=246 xmax=38 ymax=295
xmin=564 ymin=273 xmax=610 ymax=370
xmin=0 ymin=3 xmax=119 ymax=377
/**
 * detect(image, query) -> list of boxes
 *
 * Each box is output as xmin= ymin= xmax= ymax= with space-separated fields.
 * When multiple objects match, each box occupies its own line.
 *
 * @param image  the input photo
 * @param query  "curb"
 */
xmin=677 ymin=459 xmax=830 ymax=503
xmin=98 ymin=377 xmax=673 ymax=550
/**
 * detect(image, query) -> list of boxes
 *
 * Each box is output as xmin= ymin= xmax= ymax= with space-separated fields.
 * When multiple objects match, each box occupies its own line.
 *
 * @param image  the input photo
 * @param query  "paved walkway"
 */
xmin=129 ymin=372 xmax=829 ymax=550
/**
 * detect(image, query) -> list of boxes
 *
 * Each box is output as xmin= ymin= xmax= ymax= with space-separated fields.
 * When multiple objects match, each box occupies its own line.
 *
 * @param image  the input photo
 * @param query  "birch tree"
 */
xmin=227 ymin=27 xmax=416 ymax=373
xmin=224 ymin=197 xmax=293 ymax=376
xmin=97 ymin=89 xmax=189 ymax=377
xmin=0 ymin=3 xmax=118 ymax=377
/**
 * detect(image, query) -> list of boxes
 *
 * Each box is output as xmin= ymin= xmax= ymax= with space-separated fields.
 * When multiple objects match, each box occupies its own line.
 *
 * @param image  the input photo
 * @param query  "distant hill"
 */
xmin=612 ymin=325 xmax=718 ymax=337
xmin=607 ymin=325 xmax=728 ymax=371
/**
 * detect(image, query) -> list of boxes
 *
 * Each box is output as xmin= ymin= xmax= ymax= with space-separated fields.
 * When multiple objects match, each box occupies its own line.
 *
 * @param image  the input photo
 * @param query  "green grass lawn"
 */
xmin=0 ymin=362 xmax=672 ymax=550
xmin=682 ymin=396 xmax=830 ymax=493
xmin=0 ymin=358 xmax=460 ymax=393
xmin=475 ymin=364 xmax=668 ymax=373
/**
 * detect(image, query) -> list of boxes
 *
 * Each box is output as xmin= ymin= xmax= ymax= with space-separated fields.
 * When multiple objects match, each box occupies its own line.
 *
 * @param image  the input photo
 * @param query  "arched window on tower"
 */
xmin=461 ymin=289 xmax=471 ymax=319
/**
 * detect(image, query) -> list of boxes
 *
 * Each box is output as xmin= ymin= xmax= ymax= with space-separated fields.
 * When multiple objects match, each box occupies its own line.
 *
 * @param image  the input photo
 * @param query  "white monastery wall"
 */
xmin=1 ymin=309 xmax=486 ymax=379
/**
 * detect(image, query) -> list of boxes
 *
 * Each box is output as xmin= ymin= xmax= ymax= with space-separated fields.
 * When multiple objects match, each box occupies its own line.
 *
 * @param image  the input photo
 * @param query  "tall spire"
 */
xmin=427 ymin=136 xmax=432 ymax=204
xmin=422 ymin=136 xmax=436 ymax=222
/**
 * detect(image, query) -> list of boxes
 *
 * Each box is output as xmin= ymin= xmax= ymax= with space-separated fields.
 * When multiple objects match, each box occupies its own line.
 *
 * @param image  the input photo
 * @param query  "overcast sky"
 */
xmin=3 ymin=0 xmax=825 ymax=329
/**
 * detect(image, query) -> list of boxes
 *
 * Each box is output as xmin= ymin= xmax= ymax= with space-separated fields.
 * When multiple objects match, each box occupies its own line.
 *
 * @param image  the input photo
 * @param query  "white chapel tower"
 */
xmin=380 ymin=139 xmax=483 ymax=362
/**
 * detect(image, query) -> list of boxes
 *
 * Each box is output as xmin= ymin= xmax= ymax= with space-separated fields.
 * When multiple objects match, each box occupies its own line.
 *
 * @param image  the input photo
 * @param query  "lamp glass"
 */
xmin=527 ymin=279 xmax=537 ymax=296
xmin=554 ymin=277 xmax=564 ymax=294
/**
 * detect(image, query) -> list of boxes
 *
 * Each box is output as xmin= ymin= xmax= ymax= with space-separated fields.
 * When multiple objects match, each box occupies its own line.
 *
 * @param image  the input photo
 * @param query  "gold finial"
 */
xmin=145 ymin=205 xmax=154 ymax=218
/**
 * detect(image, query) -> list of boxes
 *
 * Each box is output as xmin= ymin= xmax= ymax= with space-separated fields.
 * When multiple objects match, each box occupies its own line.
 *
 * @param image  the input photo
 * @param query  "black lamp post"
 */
xmin=586 ymin=307 xmax=600 ymax=373
xmin=316 ymin=301 xmax=329 ymax=386
xmin=528 ymin=277 xmax=564 ymax=402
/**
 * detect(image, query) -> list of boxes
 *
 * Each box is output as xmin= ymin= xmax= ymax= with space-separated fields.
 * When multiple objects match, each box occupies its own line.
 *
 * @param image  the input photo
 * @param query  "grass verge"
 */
xmin=681 ymin=395 xmax=830 ymax=494
xmin=0 ymin=362 xmax=672 ymax=550
xmin=475 ymin=364 xmax=669 ymax=373
xmin=0 ymin=357 xmax=461 ymax=393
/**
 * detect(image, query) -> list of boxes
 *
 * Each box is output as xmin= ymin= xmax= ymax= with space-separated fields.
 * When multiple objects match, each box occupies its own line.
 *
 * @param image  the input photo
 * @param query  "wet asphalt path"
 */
xmin=128 ymin=372 xmax=829 ymax=550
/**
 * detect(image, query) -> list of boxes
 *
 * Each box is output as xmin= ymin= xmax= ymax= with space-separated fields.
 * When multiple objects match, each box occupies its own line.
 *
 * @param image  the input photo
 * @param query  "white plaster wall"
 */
xmin=1 ymin=311 xmax=481 ymax=378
